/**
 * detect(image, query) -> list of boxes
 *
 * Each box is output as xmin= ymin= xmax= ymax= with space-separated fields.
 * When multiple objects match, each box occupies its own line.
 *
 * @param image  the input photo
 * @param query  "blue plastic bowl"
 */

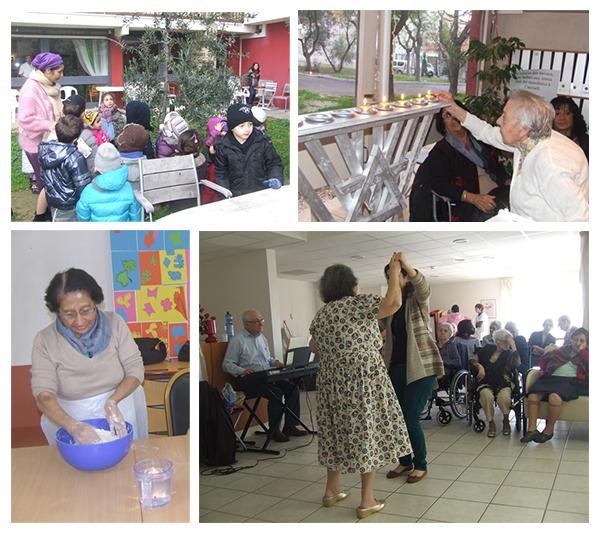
xmin=56 ymin=418 xmax=133 ymax=471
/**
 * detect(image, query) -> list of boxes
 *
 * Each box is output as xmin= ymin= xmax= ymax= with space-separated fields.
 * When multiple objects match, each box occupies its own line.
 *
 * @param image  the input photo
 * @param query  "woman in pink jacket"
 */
xmin=17 ymin=52 xmax=64 ymax=220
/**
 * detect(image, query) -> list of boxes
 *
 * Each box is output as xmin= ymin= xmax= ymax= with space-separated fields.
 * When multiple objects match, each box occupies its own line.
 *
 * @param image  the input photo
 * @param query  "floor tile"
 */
xmin=200 ymin=511 xmax=247 ymax=522
xmin=457 ymin=466 xmax=509 ymax=485
xmin=217 ymin=492 xmax=283 ymax=518
xmin=361 ymin=512 xmax=416 ymax=523
xmin=512 ymin=457 xmax=560 ymax=473
xmin=431 ymin=452 xmax=474 ymax=467
xmin=557 ymin=460 xmax=589 ymax=476
xmin=543 ymin=510 xmax=589 ymax=523
xmin=379 ymin=493 xmax=437 ymax=518
xmin=491 ymin=485 xmax=550 ymax=509
xmin=561 ymin=449 xmax=589 ymax=462
xmin=547 ymin=489 xmax=589 ymax=514
xmin=254 ymin=499 xmax=322 ymax=522
xmin=281 ymin=464 xmax=329 ymax=482
xmin=442 ymin=480 xmax=500 ymax=503
xmin=396 ymin=477 xmax=453 ymax=497
xmin=503 ymin=470 xmax=556 ymax=489
xmin=479 ymin=504 xmax=544 ymax=523
xmin=300 ymin=506 xmax=357 ymax=523
xmin=554 ymin=473 xmax=588 ymax=493
xmin=426 ymin=463 xmax=466 ymax=481
xmin=288 ymin=482 xmax=327 ymax=504
xmin=257 ymin=462 xmax=305 ymax=478
xmin=422 ymin=498 xmax=487 ymax=522
xmin=200 ymin=487 xmax=247 ymax=511
xmin=470 ymin=454 xmax=518 ymax=470
xmin=254 ymin=477 xmax=313 ymax=498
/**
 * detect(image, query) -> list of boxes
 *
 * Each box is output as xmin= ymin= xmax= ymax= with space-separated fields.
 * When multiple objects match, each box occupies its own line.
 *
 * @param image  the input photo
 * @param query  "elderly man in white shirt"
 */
xmin=437 ymin=90 xmax=588 ymax=222
xmin=223 ymin=308 xmax=306 ymax=443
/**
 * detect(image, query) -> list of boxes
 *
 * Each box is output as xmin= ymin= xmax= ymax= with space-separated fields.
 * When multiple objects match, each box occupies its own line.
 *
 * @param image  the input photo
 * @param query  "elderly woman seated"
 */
xmin=471 ymin=329 xmax=521 ymax=437
xmin=437 ymin=322 xmax=461 ymax=388
xmin=482 ymin=320 xmax=502 ymax=346
xmin=437 ymin=90 xmax=588 ymax=222
xmin=409 ymin=101 xmax=509 ymax=222
xmin=521 ymin=327 xmax=589 ymax=443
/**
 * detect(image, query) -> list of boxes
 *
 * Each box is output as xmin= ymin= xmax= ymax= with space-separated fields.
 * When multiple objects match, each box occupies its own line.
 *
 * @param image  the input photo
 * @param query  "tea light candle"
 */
xmin=400 ymin=93 xmax=405 ymax=101
xmin=417 ymin=93 xmax=422 ymax=99
xmin=427 ymin=90 xmax=432 ymax=99
xmin=359 ymin=97 xmax=370 ymax=111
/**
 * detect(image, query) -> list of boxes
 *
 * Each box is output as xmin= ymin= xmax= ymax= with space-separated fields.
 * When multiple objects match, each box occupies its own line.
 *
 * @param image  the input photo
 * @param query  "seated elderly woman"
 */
xmin=409 ymin=101 xmax=509 ymax=222
xmin=471 ymin=329 xmax=521 ymax=437
xmin=528 ymin=318 xmax=556 ymax=367
xmin=521 ymin=327 xmax=588 ymax=444
xmin=455 ymin=319 xmax=481 ymax=358
xmin=437 ymin=90 xmax=588 ymax=221
xmin=436 ymin=322 xmax=462 ymax=389
xmin=550 ymin=96 xmax=589 ymax=160
xmin=482 ymin=320 xmax=502 ymax=346
xmin=504 ymin=320 xmax=530 ymax=373
xmin=32 ymin=268 xmax=147 ymax=444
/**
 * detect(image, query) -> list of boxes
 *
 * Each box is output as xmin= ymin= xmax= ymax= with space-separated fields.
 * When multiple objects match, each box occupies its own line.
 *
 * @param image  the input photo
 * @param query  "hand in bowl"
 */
xmin=105 ymin=399 xmax=127 ymax=438
xmin=70 ymin=422 xmax=102 ymax=444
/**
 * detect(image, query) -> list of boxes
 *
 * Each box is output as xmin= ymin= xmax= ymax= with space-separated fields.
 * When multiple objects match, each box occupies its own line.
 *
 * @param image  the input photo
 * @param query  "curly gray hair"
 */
xmin=492 ymin=328 xmax=513 ymax=344
xmin=509 ymin=90 xmax=555 ymax=140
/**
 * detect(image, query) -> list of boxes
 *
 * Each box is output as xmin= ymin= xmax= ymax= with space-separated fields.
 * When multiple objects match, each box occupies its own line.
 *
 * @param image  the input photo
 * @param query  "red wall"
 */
xmin=109 ymin=31 xmax=125 ymax=107
xmin=12 ymin=365 xmax=46 ymax=447
xmin=228 ymin=21 xmax=290 ymax=107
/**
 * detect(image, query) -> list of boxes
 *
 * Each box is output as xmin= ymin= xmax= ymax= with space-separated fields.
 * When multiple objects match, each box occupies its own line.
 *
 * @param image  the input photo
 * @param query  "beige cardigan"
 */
xmin=381 ymin=271 xmax=444 ymax=384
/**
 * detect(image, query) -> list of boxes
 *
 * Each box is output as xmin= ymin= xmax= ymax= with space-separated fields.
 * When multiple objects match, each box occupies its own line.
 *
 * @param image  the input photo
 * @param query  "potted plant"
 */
xmin=464 ymin=36 xmax=525 ymax=125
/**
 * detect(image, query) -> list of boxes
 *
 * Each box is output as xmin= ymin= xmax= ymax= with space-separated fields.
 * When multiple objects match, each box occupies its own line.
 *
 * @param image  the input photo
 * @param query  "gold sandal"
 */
xmin=322 ymin=491 xmax=350 ymax=507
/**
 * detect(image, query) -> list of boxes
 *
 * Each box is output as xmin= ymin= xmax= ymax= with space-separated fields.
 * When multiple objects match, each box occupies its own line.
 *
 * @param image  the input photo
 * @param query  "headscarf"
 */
xmin=126 ymin=101 xmax=153 ymax=131
xmin=31 ymin=52 xmax=63 ymax=72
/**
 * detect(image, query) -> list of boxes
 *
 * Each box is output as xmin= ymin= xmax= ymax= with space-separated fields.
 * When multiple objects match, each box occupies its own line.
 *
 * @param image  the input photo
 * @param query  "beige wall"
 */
xmin=429 ymin=278 xmax=504 ymax=322
xmin=277 ymin=278 xmax=320 ymax=345
xmin=199 ymin=248 xmax=283 ymax=358
xmin=11 ymin=231 xmax=114 ymax=366
xmin=498 ymin=11 xmax=588 ymax=51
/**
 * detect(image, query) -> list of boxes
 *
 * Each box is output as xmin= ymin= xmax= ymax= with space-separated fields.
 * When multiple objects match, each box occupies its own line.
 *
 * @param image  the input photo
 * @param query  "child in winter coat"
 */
xmin=176 ymin=129 xmax=207 ymax=180
xmin=125 ymin=101 xmax=155 ymax=159
xmin=214 ymin=103 xmax=283 ymax=197
xmin=76 ymin=142 xmax=141 ymax=222
xmin=63 ymin=94 xmax=97 ymax=174
xmin=203 ymin=117 xmax=228 ymax=204
xmin=82 ymin=110 xmax=110 ymax=147
xmin=38 ymin=114 xmax=91 ymax=216
xmin=156 ymin=111 xmax=190 ymax=158
xmin=99 ymin=92 xmax=125 ymax=141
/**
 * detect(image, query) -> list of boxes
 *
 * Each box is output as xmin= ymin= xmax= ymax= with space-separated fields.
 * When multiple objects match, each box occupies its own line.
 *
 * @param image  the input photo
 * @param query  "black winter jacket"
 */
xmin=38 ymin=141 xmax=92 ymax=210
xmin=214 ymin=130 xmax=283 ymax=197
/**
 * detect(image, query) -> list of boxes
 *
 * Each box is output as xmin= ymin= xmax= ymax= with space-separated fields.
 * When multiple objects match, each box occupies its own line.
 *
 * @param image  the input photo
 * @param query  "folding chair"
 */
xmin=272 ymin=82 xmax=290 ymax=110
xmin=138 ymin=154 xmax=200 ymax=221
xmin=258 ymin=81 xmax=277 ymax=109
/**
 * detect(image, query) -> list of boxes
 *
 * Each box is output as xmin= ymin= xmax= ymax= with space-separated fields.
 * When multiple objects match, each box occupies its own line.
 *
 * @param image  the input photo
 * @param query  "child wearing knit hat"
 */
xmin=214 ymin=103 xmax=284 ymax=197
xmin=76 ymin=143 xmax=141 ymax=222
xmin=82 ymin=109 xmax=110 ymax=147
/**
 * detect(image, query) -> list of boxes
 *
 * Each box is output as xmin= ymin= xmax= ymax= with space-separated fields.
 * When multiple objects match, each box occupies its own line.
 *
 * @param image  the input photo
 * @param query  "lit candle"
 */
xmin=427 ymin=90 xmax=432 ymax=98
xmin=359 ymin=97 xmax=370 ymax=111
xmin=400 ymin=93 xmax=405 ymax=101
xmin=417 ymin=93 xmax=422 ymax=99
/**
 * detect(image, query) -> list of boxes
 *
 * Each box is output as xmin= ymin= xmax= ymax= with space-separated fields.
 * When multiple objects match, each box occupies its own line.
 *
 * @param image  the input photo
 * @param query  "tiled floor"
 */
xmin=200 ymin=392 xmax=588 ymax=523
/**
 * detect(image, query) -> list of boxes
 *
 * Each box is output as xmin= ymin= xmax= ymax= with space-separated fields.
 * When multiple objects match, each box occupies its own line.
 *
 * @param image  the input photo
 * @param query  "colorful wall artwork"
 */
xmin=110 ymin=230 xmax=190 ymax=357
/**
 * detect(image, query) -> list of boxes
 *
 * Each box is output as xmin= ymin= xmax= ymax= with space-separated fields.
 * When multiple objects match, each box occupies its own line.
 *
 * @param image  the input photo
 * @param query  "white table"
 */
xmin=155 ymin=185 xmax=295 ymax=225
xmin=96 ymin=85 xmax=125 ymax=106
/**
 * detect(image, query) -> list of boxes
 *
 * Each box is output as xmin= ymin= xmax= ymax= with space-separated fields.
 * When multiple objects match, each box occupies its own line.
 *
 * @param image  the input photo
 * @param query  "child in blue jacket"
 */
xmin=76 ymin=143 xmax=141 ymax=222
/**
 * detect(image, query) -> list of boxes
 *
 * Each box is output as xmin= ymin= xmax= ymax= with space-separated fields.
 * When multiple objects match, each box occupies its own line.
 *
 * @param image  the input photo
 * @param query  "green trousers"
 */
xmin=389 ymin=364 xmax=436 ymax=471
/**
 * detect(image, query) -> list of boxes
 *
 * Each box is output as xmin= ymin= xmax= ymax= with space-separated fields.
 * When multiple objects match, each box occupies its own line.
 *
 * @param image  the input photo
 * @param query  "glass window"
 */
xmin=11 ymin=37 xmax=41 ymax=77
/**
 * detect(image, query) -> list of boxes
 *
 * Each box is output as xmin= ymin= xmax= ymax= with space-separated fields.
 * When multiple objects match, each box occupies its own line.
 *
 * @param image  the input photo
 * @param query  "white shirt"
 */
xmin=18 ymin=62 xmax=33 ymax=78
xmin=222 ymin=330 xmax=276 ymax=377
xmin=463 ymin=112 xmax=588 ymax=222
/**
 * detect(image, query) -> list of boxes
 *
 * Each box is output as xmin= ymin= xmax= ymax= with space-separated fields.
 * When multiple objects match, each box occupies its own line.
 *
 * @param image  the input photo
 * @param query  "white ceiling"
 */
xmin=199 ymin=231 xmax=582 ymax=287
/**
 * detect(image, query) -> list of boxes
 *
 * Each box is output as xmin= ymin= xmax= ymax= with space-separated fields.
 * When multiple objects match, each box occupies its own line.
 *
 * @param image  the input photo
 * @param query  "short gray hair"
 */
xmin=490 ymin=320 xmax=502 ymax=331
xmin=509 ymin=90 xmax=555 ymax=140
xmin=492 ymin=328 xmax=513 ymax=344
xmin=438 ymin=322 xmax=455 ymax=336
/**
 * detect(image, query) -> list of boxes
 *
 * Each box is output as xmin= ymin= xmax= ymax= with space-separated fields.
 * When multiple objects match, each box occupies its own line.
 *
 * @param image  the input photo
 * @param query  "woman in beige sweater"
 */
xmin=31 ymin=268 xmax=147 ymax=444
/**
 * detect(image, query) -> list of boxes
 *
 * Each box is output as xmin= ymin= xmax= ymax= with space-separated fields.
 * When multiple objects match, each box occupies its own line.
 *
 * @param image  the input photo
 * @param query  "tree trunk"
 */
xmin=415 ymin=44 xmax=421 ymax=81
xmin=447 ymin=59 xmax=459 ymax=95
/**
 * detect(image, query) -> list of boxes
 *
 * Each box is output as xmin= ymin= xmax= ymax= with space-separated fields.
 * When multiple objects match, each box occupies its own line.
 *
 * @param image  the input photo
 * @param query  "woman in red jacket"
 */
xmin=521 ymin=327 xmax=588 ymax=443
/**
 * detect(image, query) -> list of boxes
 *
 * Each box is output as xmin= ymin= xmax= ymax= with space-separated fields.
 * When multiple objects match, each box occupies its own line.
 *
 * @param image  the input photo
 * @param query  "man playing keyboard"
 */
xmin=223 ymin=308 xmax=307 ymax=442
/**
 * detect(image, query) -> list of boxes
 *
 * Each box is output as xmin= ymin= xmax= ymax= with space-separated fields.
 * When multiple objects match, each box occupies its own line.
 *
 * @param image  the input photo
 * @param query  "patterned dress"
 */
xmin=310 ymin=294 xmax=412 ymax=474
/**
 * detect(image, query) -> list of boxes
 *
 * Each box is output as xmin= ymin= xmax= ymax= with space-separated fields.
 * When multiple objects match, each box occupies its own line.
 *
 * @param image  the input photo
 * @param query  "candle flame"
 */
xmin=363 ymin=97 xmax=368 ymax=106
xmin=401 ymin=93 xmax=405 ymax=100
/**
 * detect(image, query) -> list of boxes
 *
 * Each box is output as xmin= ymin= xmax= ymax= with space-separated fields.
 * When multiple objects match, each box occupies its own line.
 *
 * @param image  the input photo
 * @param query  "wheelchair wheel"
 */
xmin=473 ymin=419 xmax=486 ymax=433
xmin=437 ymin=409 xmax=452 ymax=425
xmin=449 ymin=370 xmax=469 ymax=419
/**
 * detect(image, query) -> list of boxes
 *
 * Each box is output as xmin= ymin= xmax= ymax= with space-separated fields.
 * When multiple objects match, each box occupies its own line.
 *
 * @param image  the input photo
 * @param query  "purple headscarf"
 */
xmin=31 ymin=52 xmax=63 ymax=72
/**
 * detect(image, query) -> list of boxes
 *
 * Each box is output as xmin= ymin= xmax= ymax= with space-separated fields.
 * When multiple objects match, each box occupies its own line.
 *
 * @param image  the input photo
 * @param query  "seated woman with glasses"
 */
xmin=409 ymin=101 xmax=510 ymax=221
xmin=31 ymin=268 xmax=148 ymax=444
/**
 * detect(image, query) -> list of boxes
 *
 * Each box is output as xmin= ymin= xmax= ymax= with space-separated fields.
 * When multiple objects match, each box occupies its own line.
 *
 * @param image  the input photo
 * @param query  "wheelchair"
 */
xmin=421 ymin=367 xmax=470 ymax=425
xmin=466 ymin=365 xmax=523 ymax=433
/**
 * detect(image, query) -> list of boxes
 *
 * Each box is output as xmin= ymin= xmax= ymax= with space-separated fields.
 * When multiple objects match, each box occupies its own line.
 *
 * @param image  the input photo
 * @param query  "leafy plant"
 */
xmin=464 ymin=36 xmax=525 ymax=124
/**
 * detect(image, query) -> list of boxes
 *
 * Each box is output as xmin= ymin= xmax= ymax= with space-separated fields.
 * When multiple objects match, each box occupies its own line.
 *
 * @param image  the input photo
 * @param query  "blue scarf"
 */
xmin=445 ymin=132 xmax=501 ymax=183
xmin=56 ymin=309 xmax=112 ymax=358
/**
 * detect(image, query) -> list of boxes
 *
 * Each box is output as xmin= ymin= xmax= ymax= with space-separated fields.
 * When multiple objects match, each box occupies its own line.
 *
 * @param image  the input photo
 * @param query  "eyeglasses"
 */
xmin=60 ymin=305 xmax=97 ymax=322
xmin=245 ymin=318 xmax=265 ymax=324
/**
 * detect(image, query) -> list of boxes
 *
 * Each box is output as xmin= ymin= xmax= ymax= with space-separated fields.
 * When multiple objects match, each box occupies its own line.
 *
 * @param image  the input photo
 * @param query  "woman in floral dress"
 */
xmin=309 ymin=253 xmax=412 ymax=519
